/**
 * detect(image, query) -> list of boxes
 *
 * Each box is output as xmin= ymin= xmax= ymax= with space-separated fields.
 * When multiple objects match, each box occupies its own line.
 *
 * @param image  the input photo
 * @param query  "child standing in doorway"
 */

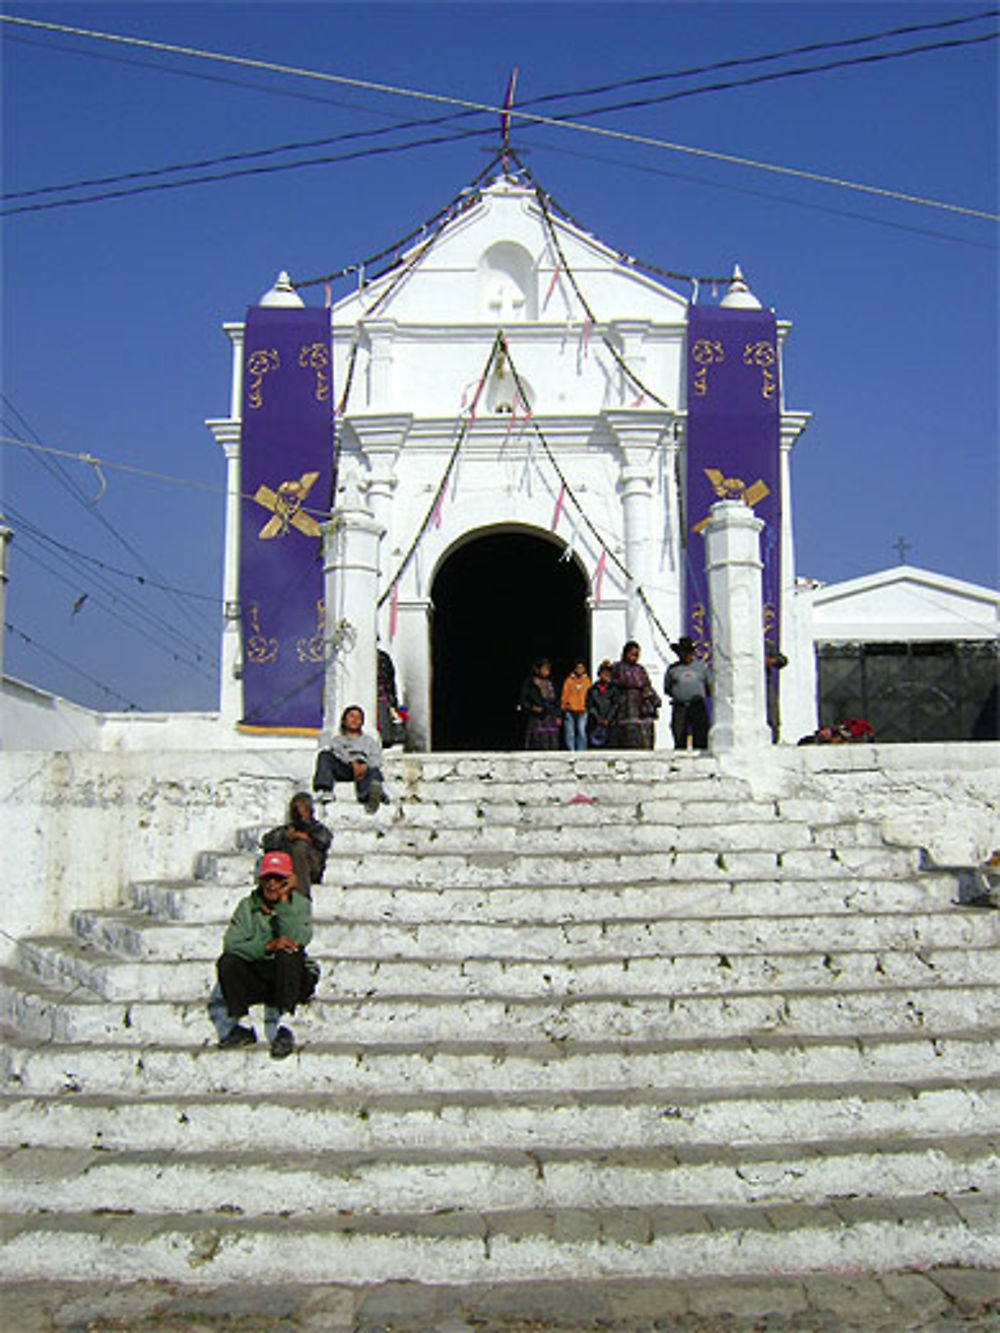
xmin=560 ymin=658 xmax=591 ymax=751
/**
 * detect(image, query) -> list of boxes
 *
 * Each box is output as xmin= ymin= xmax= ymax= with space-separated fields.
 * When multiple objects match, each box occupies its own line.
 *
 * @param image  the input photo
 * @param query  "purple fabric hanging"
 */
xmin=239 ymin=306 xmax=333 ymax=731
xmin=684 ymin=305 xmax=781 ymax=658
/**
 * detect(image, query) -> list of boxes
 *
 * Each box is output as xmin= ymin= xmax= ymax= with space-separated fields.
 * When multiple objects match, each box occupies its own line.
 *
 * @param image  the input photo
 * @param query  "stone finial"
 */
xmin=719 ymin=264 xmax=762 ymax=310
xmin=258 ymin=270 xmax=305 ymax=308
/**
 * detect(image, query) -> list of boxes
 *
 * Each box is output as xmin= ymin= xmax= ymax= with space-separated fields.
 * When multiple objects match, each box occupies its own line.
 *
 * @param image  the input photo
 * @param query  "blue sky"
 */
xmin=1 ymin=1 xmax=997 ymax=713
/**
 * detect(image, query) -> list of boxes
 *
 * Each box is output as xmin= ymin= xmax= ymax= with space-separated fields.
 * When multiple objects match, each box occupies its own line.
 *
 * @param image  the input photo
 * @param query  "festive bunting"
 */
xmin=390 ymin=580 xmax=399 ymax=641
xmin=592 ymin=548 xmax=607 ymax=605
xmin=551 ymin=482 xmax=566 ymax=531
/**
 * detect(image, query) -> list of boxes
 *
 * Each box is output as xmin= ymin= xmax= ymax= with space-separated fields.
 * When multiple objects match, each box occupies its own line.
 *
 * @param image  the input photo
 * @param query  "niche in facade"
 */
xmin=479 ymin=242 xmax=537 ymax=323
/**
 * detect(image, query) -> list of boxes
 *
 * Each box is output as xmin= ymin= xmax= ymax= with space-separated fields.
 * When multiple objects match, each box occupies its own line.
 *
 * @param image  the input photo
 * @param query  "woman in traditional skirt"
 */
xmin=519 ymin=658 xmax=562 ymax=750
xmin=611 ymin=641 xmax=661 ymax=749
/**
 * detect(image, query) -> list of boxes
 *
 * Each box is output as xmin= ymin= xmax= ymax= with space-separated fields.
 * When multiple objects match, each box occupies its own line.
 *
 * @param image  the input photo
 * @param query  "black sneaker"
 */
xmin=218 ymin=1024 xmax=256 ymax=1049
xmin=270 ymin=1026 xmax=295 ymax=1060
xmin=365 ymin=780 xmax=383 ymax=814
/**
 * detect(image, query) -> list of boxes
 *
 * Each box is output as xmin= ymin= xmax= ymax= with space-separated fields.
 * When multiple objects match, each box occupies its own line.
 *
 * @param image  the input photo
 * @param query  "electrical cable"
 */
xmin=2 ymin=12 xmax=995 ymax=222
xmin=521 ymin=9 xmax=1000 ymax=107
xmin=8 ymin=15 xmax=994 ymax=205
xmin=4 ymin=619 xmax=142 ymax=709
xmin=2 ymin=396 xmax=219 ymax=643
xmin=8 ymin=523 xmax=218 ymax=678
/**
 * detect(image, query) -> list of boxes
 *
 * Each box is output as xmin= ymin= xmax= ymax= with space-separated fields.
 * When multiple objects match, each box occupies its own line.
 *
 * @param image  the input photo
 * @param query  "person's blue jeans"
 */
xmin=563 ymin=711 xmax=588 ymax=750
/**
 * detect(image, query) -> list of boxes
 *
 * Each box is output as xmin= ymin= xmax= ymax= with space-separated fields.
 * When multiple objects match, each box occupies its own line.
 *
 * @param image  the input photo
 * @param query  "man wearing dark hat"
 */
xmin=213 ymin=850 xmax=318 ymax=1059
xmin=665 ymin=637 xmax=712 ymax=750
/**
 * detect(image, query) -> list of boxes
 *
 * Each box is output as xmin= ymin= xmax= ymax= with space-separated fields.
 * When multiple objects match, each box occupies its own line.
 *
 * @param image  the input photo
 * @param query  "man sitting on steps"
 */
xmin=212 ymin=851 xmax=319 ymax=1059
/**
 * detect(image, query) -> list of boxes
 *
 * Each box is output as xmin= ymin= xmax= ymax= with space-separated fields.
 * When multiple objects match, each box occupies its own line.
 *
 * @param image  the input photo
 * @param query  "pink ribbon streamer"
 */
xmin=543 ymin=263 xmax=562 ymax=311
xmin=581 ymin=319 xmax=593 ymax=358
xmin=551 ymin=482 xmax=566 ymax=532
xmin=592 ymin=549 xmax=607 ymax=605
xmin=390 ymin=581 xmax=399 ymax=639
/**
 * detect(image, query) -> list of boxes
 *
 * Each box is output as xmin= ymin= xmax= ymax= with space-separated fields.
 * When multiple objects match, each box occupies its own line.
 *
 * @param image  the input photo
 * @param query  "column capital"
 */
xmin=349 ymin=413 xmax=413 ymax=453
xmin=780 ymin=410 xmax=811 ymax=452
xmin=205 ymin=418 xmax=241 ymax=453
xmin=602 ymin=408 xmax=673 ymax=450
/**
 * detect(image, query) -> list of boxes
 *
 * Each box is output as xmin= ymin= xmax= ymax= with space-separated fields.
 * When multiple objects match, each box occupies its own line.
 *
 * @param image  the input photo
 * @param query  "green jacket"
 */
xmin=223 ymin=888 xmax=314 ymax=964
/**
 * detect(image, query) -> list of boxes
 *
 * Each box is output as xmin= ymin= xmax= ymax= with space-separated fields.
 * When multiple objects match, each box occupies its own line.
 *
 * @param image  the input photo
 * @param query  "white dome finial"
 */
xmin=719 ymin=263 xmax=761 ymax=310
xmin=259 ymin=270 xmax=305 ymax=308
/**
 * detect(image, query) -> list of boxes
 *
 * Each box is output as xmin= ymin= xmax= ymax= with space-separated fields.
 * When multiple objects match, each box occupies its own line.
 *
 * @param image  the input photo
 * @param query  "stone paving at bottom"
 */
xmin=1 ymin=1271 xmax=998 ymax=1333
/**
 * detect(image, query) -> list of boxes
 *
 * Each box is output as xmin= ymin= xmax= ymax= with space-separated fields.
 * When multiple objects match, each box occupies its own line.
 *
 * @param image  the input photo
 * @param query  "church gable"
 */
xmin=812 ymin=566 xmax=999 ymax=641
xmin=331 ymin=179 xmax=689 ymax=330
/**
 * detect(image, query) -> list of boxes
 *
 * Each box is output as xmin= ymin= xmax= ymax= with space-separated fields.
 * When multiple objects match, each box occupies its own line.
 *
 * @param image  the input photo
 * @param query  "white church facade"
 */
xmin=209 ymin=174 xmax=816 ymax=750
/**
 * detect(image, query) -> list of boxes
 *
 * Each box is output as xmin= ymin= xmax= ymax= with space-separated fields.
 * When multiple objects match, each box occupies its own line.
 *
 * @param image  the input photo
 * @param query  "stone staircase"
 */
xmin=0 ymin=752 xmax=997 ymax=1326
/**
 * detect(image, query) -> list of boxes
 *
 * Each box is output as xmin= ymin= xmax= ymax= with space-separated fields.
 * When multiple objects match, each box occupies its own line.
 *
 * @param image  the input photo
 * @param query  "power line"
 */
xmin=4 ymin=620 xmax=141 ymax=709
xmin=536 ymin=32 xmax=1000 ymax=124
xmin=522 ymin=8 xmax=1000 ymax=107
xmin=1 ymin=396 xmax=219 ymax=643
xmin=2 ymin=12 xmax=995 ymax=222
xmin=8 ymin=12 xmax=995 ymax=204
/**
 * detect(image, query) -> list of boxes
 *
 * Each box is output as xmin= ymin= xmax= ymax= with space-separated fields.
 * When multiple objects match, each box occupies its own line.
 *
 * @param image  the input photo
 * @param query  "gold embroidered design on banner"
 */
xmin=245 ymin=602 xmax=278 ymax=664
xmin=691 ymin=467 xmax=771 ymax=534
xmin=690 ymin=338 xmax=725 ymax=398
xmin=742 ymin=340 xmax=778 ymax=400
xmin=246 ymin=349 xmax=280 ymax=410
xmin=298 ymin=342 xmax=331 ymax=402
xmin=253 ymin=472 xmax=323 ymax=540
xmin=297 ymin=599 xmax=325 ymax=664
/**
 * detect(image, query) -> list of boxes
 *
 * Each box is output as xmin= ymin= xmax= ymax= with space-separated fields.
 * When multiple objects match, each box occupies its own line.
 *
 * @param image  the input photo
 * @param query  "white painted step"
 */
xmin=68 ymin=904 xmax=996 ymax=963
xmin=3 ymin=1032 xmax=996 ymax=1099
xmin=16 ymin=935 xmax=999 ymax=1002
xmin=0 ymin=1082 xmax=996 ymax=1155
xmin=2 ymin=970 xmax=997 ymax=1046
xmin=0 ymin=1193 xmax=995 ymax=1285
xmin=126 ymin=874 xmax=956 ymax=927
xmin=1 ymin=1137 xmax=994 ymax=1217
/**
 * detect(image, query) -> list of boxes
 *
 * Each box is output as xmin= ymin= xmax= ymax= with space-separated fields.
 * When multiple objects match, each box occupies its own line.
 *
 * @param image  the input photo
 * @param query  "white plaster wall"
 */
xmin=810 ymin=567 xmax=999 ymax=643
xmin=1 ymin=679 xmax=104 ymax=751
xmin=0 ymin=747 xmax=315 ymax=967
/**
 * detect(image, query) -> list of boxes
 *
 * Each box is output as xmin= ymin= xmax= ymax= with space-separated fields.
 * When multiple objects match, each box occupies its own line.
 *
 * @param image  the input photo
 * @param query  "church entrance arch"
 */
xmin=431 ymin=528 xmax=590 ymax=751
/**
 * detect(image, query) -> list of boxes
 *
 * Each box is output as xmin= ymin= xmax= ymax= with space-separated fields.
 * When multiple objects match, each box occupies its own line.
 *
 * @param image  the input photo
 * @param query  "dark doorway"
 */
xmin=431 ymin=529 xmax=590 ymax=750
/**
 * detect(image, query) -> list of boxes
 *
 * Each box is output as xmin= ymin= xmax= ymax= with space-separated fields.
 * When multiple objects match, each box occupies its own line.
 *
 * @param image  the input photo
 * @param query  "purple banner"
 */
xmin=684 ymin=305 xmax=781 ymax=658
xmin=239 ymin=306 xmax=333 ymax=732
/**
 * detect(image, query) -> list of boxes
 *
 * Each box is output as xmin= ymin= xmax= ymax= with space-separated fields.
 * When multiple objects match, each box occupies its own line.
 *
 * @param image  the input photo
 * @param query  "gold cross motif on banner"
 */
xmin=253 ymin=472 xmax=323 ymax=540
xmin=692 ymin=467 xmax=771 ymax=534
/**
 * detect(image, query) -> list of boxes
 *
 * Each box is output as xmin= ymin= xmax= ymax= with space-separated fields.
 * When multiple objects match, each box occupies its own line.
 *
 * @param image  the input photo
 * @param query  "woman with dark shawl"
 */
xmin=519 ymin=658 xmax=562 ymax=750
xmin=611 ymin=640 xmax=660 ymax=749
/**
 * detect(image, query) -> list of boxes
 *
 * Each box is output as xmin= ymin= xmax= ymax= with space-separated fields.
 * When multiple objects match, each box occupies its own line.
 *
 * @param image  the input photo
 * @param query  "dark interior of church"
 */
xmin=431 ymin=530 xmax=590 ymax=750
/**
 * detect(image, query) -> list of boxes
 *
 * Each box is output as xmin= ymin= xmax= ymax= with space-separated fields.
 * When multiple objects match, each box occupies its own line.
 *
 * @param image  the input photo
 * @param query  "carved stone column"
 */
xmin=703 ymin=500 xmax=769 ymax=752
xmin=322 ymin=486 xmax=384 ymax=737
xmin=603 ymin=409 xmax=671 ymax=641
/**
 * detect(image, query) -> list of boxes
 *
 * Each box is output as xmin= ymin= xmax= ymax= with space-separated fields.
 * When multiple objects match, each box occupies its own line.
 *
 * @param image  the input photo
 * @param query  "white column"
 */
xmin=350 ymin=414 xmax=412 ymax=617
xmin=224 ymin=322 xmax=245 ymax=421
xmin=704 ymin=500 xmax=770 ymax=752
xmin=205 ymin=420 xmax=243 ymax=726
xmin=364 ymin=321 xmax=396 ymax=408
xmin=322 ymin=503 xmax=384 ymax=736
xmin=394 ymin=597 xmax=432 ymax=751
xmin=604 ymin=410 xmax=671 ymax=641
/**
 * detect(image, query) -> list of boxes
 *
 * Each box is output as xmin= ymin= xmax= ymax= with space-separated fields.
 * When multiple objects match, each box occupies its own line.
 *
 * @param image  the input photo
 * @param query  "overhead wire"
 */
xmin=4 ymin=620 xmax=141 ymax=709
xmin=1 ymin=396 xmax=218 ymax=646
xmin=7 ymin=13 xmax=995 ymax=206
xmin=1 ymin=12 xmax=995 ymax=222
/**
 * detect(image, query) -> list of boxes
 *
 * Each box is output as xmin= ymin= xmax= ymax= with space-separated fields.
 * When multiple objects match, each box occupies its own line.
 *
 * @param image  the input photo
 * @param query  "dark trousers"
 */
xmin=671 ymin=697 xmax=709 ymax=750
xmin=217 ymin=951 xmax=316 ymax=1019
xmin=314 ymin=751 xmax=383 ymax=803
xmin=288 ymin=841 xmax=324 ymax=900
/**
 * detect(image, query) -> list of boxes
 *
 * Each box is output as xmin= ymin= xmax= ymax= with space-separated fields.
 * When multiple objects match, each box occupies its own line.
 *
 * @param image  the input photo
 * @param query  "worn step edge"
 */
xmin=0 ymin=1141 xmax=995 ymax=1217
xmin=0 ymin=1197 xmax=995 ymax=1285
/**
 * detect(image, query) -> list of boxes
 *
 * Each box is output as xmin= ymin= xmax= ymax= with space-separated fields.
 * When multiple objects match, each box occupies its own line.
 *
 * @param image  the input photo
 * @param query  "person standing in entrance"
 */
xmin=665 ymin=636 xmax=712 ymax=750
xmin=560 ymin=658 xmax=591 ymax=751
xmin=519 ymin=658 xmax=561 ymax=749
xmin=611 ymin=641 xmax=660 ymax=749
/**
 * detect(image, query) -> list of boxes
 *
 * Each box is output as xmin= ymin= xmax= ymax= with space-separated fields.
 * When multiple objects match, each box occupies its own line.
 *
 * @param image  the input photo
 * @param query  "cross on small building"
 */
xmin=892 ymin=536 xmax=912 ymax=563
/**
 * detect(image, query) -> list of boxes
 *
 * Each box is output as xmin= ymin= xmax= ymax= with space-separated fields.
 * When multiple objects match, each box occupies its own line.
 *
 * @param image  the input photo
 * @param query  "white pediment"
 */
xmin=332 ymin=178 xmax=690 ymax=328
xmin=811 ymin=565 xmax=1000 ymax=641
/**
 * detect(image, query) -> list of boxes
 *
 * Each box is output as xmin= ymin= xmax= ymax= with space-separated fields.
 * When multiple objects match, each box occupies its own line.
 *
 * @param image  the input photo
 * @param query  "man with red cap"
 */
xmin=212 ymin=850 xmax=318 ymax=1059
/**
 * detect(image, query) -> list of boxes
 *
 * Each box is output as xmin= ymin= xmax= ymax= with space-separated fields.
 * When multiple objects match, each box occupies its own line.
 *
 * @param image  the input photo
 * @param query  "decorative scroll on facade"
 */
xmin=239 ymin=307 xmax=332 ymax=731
xmin=685 ymin=306 xmax=781 ymax=659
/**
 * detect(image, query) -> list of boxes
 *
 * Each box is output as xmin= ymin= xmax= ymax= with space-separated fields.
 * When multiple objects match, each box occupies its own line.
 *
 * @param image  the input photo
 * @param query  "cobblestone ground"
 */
xmin=2 ymin=1271 xmax=998 ymax=1333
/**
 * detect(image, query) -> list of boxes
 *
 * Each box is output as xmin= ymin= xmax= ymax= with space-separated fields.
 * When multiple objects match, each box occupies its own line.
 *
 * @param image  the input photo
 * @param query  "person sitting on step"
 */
xmin=313 ymin=704 xmax=388 ymax=814
xmin=260 ymin=791 xmax=332 ymax=901
xmin=213 ymin=851 xmax=318 ymax=1059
